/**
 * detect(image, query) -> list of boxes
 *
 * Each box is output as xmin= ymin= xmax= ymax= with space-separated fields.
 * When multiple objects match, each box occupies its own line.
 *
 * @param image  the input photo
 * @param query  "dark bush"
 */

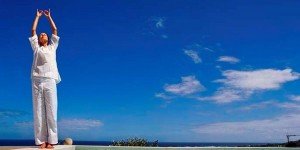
xmin=285 ymin=141 xmax=300 ymax=147
xmin=112 ymin=137 xmax=158 ymax=147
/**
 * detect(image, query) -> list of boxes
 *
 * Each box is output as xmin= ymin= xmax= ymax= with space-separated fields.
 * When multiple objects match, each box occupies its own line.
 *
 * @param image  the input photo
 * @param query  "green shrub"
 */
xmin=112 ymin=137 xmax=158 ymax=147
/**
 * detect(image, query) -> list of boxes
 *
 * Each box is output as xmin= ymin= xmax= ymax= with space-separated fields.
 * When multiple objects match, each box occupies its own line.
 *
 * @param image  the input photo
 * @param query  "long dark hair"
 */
xmin=38 ymin=33 xmax=49 ymax=46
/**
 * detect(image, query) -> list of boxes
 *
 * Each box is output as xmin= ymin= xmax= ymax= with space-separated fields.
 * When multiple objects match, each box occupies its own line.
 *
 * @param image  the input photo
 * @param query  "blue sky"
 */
xmin=1 ymin=0 xmax=300 ymax=143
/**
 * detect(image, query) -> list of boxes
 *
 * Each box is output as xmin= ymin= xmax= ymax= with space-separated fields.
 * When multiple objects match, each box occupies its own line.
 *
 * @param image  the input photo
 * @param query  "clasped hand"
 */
xmin=36 ymin=9 xmax=51 ymax=18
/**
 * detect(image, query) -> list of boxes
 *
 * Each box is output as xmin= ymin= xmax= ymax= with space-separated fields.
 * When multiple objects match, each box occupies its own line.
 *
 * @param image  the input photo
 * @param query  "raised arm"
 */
xmin=44 ymin=9 xmax=58 ymax=36
xmin=31 ymin=9 xmax=43 ymax=36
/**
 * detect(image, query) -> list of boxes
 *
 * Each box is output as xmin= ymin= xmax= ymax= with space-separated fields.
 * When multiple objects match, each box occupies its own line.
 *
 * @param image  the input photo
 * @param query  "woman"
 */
xmin=28 ymin=9 xmax=61 ymax=149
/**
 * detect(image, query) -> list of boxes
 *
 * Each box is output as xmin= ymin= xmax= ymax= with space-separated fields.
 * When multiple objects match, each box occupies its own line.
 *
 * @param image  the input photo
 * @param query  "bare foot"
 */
xmin=39 ymin=142 xmax=47 ymax=149
xmin=46 ymin=142 xmax=55 ymax=149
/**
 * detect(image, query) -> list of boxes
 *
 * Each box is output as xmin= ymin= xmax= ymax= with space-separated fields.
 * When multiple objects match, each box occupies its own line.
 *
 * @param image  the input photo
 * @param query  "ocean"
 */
xmin=0 ymin=139 xmax=274 ymax=147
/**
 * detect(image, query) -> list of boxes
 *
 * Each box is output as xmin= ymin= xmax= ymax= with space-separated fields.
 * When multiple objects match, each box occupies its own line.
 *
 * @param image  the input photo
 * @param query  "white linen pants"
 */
xmin=32 ymin=77 xmax=58 ymax=145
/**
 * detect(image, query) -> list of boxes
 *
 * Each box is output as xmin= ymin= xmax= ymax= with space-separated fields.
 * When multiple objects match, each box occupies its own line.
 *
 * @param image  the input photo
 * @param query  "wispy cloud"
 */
xmin=231 ymin=100 xmax=300 ymax=112
xmin=215 ymin=69 xmax=299 ymax=91
xmin=217 ymin=56 xmax=240 ymax=64
xmin=14 ymin=118 xmax=103 ymax=130
xmin=215 ymin=65 xmax=222 ymax=69
xmin=161 ymin=34 xmax=168 ymax=39
xmin=157 ymin=69 xmax=299 ymax=104
xmin=198 ymin=88 xmax=253 ymax=104
xmin=143 ymin=17 xmax=168 ymax=39
xmin=0 ymin=109 xmax=28 ymax=118
xmin=236 ymin=100 xmax=278 ymax=111
xmin=164 ymin=76 xmax=205 ymax=96
xmin=182 ymin=43 xmax=215 ymax=64
xmin=276 ymin=102 xmax=300 ymax=110
xmin=199 ymin=69 xmax=300 ymax=103
xmin=59 ymin=119 xmax=103 ymax=130
xmin=183 ymin=49 xmax=202 ymax=64
xmin=288 ymin=95 xmax=300 ymax=102
xmin=155 ymin=17 xmax=165 ymax=29
xmin=14 ymin=121 xmax=33 ymax=128
xmin=192 ymin=113 xmax=300 ymax=142
xmin=155 ymin=92 xmax=174 ymax=100
xmin=156 ymin=76 xmax=205 ymax=100
xmin=185 ymin=43 xmax=214 ymax=52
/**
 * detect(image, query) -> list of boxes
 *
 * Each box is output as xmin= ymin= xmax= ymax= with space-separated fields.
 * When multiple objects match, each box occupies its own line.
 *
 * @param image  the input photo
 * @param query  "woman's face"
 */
xmin=39 ymin=33 xmax=48 ymax=45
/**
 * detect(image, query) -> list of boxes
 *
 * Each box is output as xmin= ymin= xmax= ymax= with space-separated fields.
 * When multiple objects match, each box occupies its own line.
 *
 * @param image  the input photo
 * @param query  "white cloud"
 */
xmin=59 ymin=119 xmax=103 ymax=130
xmin=155 ymin=18 xmax=165 ymax=29
xmin=163 ymin=76 xmax=205 ymax=96
xmin=156 ymin=69 xmax=299 ymax=104
xmin=203 ymin=47 xmax=214 ymax=52
xmin=217 ymin=56 xmax=240 ymax=64
xmin=215 ymin=65 xmax=221 ymax=69
xmin=14 ymin=118 xmax=103 ymax=130
xmin=155 ymin=92 xmax=174 ymax=100
xmin=200 ymin=69 xmax=299 ymax=103
xmin=198 ymin=88 xmax=253 ymax=104
xmin=288 ymin=95 xmax=300 ymax=102
xmin=143 ymin=17 xmax=167 ymax=39
xmin=161 ymin=34 xmax=168 ymax=39
xmin=183 ymin=49 xmax=202 ymax=64
xmin=185 ymin=43 xmax=214 ymax=52
xmin=276 ymin=102 xmax=300 ymax=110
xmin=231 ymin=100 xmax=300 ymax=112
xmin=14 ymin=121 xmax=33 ymax=128
xmin=0 ymin=109 xmax=28 ymax=118
xmin=192 ymin=113 xmax=300 ymax=142
xmin=215 ymin=69 xmax=299 ymax=91
xmin=237 ymin=100 xmax=278 ymax=111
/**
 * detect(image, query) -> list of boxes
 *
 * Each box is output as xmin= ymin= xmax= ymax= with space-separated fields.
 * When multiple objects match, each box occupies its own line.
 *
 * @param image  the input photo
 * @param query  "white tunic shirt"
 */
xmin=29 ymin=34 xmax=61 ymax=84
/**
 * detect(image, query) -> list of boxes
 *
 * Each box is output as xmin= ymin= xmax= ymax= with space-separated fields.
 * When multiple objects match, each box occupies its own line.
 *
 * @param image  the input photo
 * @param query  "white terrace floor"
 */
xmin=0 ymin=145 xmax=74 ymax=150
xmin=0 ymin=145 xmax=299 ymax=150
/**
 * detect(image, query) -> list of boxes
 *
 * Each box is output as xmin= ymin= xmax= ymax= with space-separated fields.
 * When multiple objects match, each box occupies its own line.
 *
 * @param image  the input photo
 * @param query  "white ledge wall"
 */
xmin=0 ymin=145 xmax=295 ymax=150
